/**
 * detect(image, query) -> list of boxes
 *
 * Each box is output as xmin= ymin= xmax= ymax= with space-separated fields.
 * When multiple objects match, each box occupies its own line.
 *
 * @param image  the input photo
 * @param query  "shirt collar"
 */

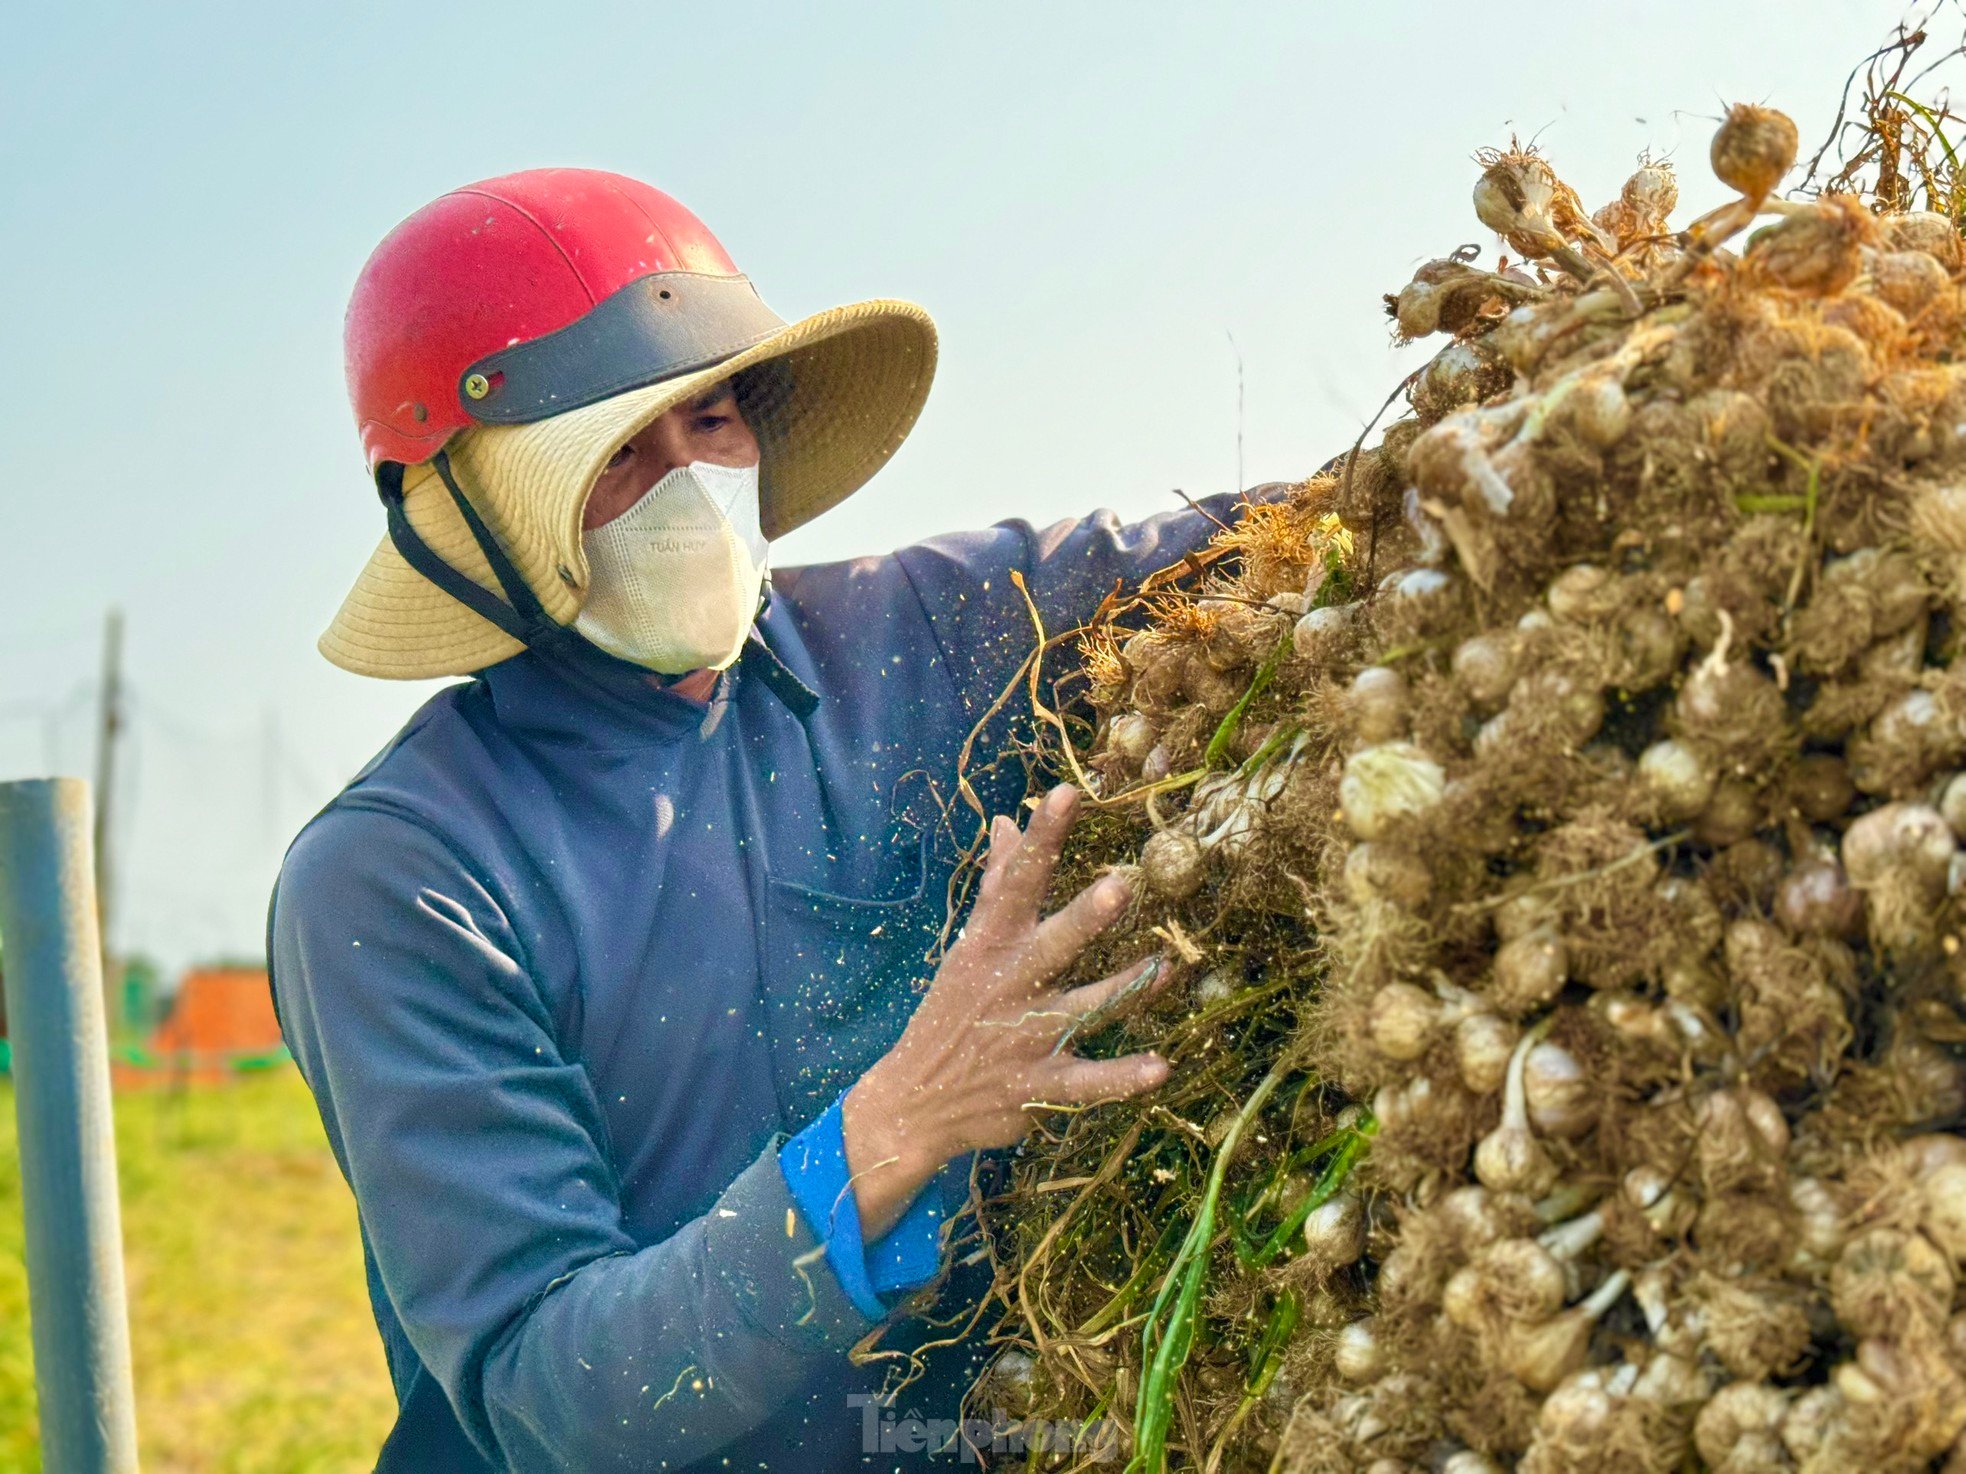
xmin=476 ymin=588 xmax=817 ymax=747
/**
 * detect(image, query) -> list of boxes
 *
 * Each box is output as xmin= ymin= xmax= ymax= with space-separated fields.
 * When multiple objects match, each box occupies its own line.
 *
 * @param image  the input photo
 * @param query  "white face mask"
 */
xmin=573 ymin=460 xmax=769 ymax=675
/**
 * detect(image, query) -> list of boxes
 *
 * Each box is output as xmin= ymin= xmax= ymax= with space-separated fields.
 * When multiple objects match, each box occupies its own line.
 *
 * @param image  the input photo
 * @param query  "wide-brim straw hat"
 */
xmin=320 ymin=299 xmax=936 ymax=680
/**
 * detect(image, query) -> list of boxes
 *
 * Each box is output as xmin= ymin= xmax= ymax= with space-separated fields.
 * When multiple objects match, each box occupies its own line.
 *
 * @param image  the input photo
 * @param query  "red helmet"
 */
xmin=344 ymin=168 xmax=782 ymax=470
xmin=326 ymin=166 xmax=936 ymax=681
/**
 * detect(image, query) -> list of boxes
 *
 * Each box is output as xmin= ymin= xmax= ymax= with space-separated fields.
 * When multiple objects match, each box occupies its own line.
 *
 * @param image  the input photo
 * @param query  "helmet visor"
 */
xmin=461 ymin=271 xmax=787 ymax=425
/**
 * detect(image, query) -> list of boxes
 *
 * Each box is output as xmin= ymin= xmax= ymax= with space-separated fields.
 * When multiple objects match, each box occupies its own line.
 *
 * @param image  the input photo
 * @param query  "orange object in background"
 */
xmin=116 ymin=966 xmax=286 ymax=1085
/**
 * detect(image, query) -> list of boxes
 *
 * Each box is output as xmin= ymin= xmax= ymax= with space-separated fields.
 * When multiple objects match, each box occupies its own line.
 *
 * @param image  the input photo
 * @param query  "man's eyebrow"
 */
xmin=688 ymin=384 xmax=736 ymax=412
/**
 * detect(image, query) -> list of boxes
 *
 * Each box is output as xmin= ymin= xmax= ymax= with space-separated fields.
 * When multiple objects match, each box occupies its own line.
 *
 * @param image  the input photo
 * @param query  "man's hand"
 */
xmin=841 ymin=784 xmax=1169 ymax=1239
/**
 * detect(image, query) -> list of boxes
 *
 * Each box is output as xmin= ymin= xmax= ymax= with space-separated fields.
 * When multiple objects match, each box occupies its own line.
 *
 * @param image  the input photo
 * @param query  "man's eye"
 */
xmin=694 ymin=415 xmax=729 ymax=433
xmin=605 ymin=445 xmax=634 ymax=470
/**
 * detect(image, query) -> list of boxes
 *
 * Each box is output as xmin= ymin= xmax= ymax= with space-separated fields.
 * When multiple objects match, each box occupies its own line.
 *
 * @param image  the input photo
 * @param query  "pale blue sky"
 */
xmin=0 ymin=0 xmax=1921 ymax=968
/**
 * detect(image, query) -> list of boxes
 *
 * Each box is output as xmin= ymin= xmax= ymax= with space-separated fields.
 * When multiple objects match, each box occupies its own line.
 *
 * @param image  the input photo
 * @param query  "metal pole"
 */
xmin=0 ymin=778 xmax=140 ymax=1473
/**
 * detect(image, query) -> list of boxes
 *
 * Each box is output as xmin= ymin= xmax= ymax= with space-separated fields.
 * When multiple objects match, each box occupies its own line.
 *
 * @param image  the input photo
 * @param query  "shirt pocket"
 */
xmin=757 ymin=830 xmax=952 ymax=1129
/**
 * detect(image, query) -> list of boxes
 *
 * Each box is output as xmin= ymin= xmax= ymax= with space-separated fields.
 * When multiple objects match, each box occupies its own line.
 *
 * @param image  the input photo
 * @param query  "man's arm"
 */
xmin=893 ymin=491 xmax=1250 ymax=717
xmin=271 ymin=806 xmax=876 ymax=1473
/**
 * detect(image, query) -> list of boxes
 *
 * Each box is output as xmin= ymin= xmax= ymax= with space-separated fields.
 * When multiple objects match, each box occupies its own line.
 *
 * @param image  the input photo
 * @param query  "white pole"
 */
xmin=0 ymin=777 xmax=140 ymax=1472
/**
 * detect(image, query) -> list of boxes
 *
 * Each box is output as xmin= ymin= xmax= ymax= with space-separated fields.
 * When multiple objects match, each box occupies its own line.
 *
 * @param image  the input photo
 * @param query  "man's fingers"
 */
xmin=1043 ymin=1051 xmax=1169 ymax=1107
xmin=1055 ymin=953 xmax=1167 ymax=1020
xmin=973 ymin=814 xmax=1023 ymax=910
xmin=1025 ymin=868 xmax=1134 ymax=981
xmin=994 ymin=785 xmax=1078 ymax=917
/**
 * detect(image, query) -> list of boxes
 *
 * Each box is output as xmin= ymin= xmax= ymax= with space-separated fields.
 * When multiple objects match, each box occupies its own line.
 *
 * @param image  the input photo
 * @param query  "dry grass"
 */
xmin=0 ymin=1068 xmax=396 ymax=1472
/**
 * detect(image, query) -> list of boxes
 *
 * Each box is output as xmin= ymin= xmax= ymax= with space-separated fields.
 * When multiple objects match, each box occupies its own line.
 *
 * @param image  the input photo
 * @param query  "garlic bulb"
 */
xmin=1922 ymin=1161 xmax=1966 ymax=1263
xmin=1596 ymin=159 xmax=1679 ymax=252
xmin=1494 ymin=889 xmax=1558 ymax=943
xmin=1348 ymin=667 xmax=1409 ymax=744
xmin=1693 ymin=1380 xmax=1791 ymax=1471
xmin=1302 ymin=1192 xmax=1367 ymax=1271
xmin=1439 ymin=1263 xmax=1487 ymax=1331
xmin=1503 ymin=1269 xmax=1630 ymax=1392
xmin=1636 ymin=738 xmax=1716 ymax=820
xmin=1339 ymin=743 xmax=1446 ymax=840
xmin=1383 ymin=567 xmax=1459 ymax=630
xmin=1885 ymin=210 xmax=1965 ymax=268
xmin=1831 ymin=1226 xmax=1956 ymax=1338
xmin=1292 ymin=603 xmax=1355 ymax=663
xmin=1869 ymin=248 xmax=1952 ymax=316
xmin=1694 ymin=1086 xmax=1790 ymax=1194
xmin=1452 ymin=632 xmax=1517 ymax=709
xmin=1367 ymin=981 xmax=1443 ymax=1061
xmin=1625 ymin=159 xmax=1679 ymax=219
xmin=1833 ymin=1335 xmax=1966 ymax=1465
xmin=1127 ymin=640 xmax=1191 ymax=709
xmin=1107 ymin=712 xmax=1158 ymax=766
xmin=1437 ymin=1185 xmax=1506 ymax=1252
xmin=1854 ymin=688 xmax=1948 ymax=791
xmin=1474 ymin=1027 xmax=1558 ymax=1196
xmin=1788 ymin=1176 xmax=1847 ymax=1269
xmin=1371 ymin=1242 xmax=1421 ymax=1309
xmin=1333 ymin=1318 xmax=1384 ymax=1383
xmin=1454 ymin=1011 xmax=1519 ymax=1094
xmin=1561 ymin=373 xmax=1633 ymax=451
xmin=1139 ymin=828 xmax=1204 ymax=900
xmin=1393 ymin=278 xmax=1445 ymax=341
xmin=1629 ymin=1349 xmax=1709 ymax=1409
xmin=1694 ymin=777 xmax=1761 ymax=847
xmin=1483 ymin=1236 xmax=1572 ymax=1319
xmin=1842 ymin=800 xmax=1957 ymax=948
xmin=1745 ymin=197 xmax=1876 ymax=296
xmin=1904 ymin=1134 xmax=1966 ymax=1177
xmin=1647 ymin=891 xmax=1709 ymax=960
xmin=1941 ymin=771 xmax=1966 ymax=839
xmin=1414 ymin=340 xmax=1511 ymax=421
xmin=1343 ymin=843 xmax=1433 ymax=908
xmin=1489 ymin=927 xmax=1569 ymax=1014
xmin=1774 ymin=856 xmax=1864 ymax=939
xmin=1370 ymin=1075 xmax=1436 ymax=1134
xmin=1527 ymin=1366 xmax=1628 ymax=1464
xmin=1595 ymin=992 xmax=1667 ymax=1049
xmin=1779 ymin=1383 xmax=1843 ymax=1464
xmin=1473 ymin=150 xmax=1568 ymax=259
xmin=1546 ymin=564 xmax=1615 ymax=622
xmin=1633 ymin=1266 xmax=1703 ymax=1361
xmin=1522 ymin=1041 xmax=1594 ymax=1138
xmin=1842 ymin=801 xmax=1954 ymax=885
xmin=1710 ymin=103 xmax=1799 ymax=201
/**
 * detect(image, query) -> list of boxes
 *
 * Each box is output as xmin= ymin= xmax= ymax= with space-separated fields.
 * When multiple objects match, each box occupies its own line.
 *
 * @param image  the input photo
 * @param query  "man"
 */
xmin=272 ymin=167 xmax=1239 ymax=1471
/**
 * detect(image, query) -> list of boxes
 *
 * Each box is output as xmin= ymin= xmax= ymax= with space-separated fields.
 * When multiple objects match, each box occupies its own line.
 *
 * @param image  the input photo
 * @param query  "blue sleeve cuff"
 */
xmin=778 ymin=1092 xmax=966 ymax=1320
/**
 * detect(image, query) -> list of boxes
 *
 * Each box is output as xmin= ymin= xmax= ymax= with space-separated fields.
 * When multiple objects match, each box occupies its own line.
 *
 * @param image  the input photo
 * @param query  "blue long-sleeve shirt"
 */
xmin=268 ymin=499 xmax=1233 ymax=1472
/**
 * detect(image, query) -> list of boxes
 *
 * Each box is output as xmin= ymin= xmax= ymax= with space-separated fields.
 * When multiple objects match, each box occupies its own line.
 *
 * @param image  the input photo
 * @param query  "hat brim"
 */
xmin=320 ymin=299 xmax=936 ymax=680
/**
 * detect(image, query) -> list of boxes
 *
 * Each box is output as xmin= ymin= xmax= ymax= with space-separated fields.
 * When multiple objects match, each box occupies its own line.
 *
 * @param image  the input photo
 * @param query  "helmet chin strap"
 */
xmin=375 ymin=452 xmax=818 ymax=717
xmin=375 ymin=451 xmax=583 ymax=658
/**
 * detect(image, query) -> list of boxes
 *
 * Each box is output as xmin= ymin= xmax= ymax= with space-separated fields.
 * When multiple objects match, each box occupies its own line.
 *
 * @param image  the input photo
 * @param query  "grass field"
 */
xmin=0 ymin=1068 xmax=397 ymax=1472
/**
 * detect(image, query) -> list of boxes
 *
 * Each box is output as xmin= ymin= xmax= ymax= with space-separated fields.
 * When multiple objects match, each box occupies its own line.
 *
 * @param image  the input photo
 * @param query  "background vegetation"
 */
xmin=0 ymin=1070 xmax=395 ymax=1471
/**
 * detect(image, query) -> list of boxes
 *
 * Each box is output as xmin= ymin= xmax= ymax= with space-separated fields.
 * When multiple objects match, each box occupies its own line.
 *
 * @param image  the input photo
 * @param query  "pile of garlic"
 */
xmin=1002 ymin=101 xmax=1966 ymax=1474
